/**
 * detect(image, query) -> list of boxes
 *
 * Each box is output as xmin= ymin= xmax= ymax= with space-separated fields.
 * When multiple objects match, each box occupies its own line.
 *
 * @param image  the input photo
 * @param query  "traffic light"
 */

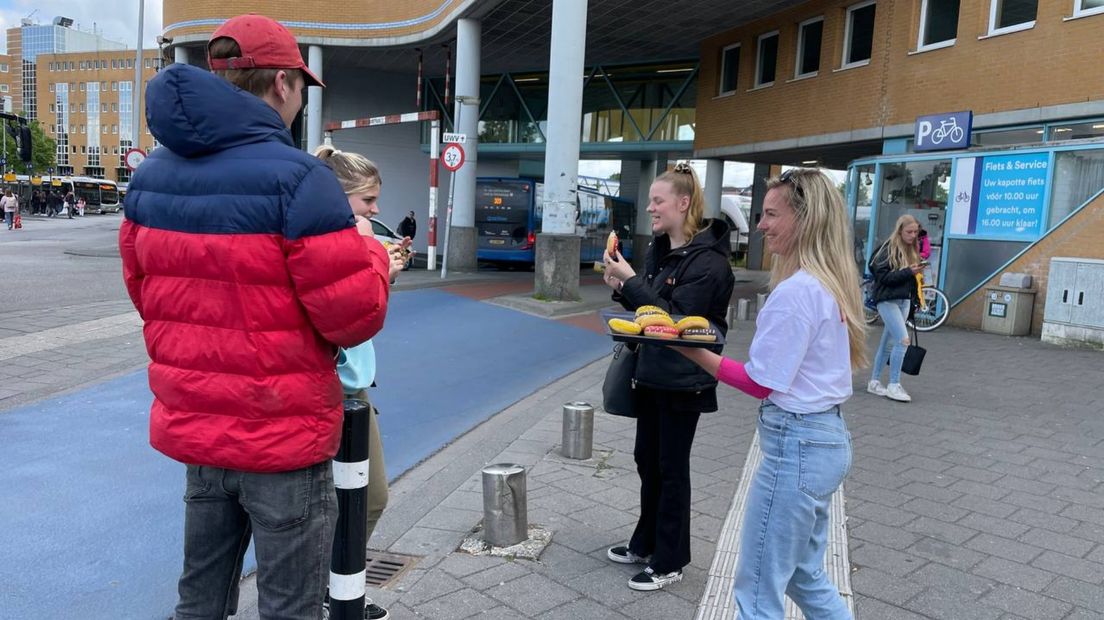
xmin=19 ymin=125 xmax=31 ymax=163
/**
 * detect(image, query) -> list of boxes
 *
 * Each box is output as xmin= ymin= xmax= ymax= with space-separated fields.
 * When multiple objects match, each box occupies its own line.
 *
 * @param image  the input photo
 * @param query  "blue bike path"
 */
xmin=0 ymin=288 xmax=610 ymax=620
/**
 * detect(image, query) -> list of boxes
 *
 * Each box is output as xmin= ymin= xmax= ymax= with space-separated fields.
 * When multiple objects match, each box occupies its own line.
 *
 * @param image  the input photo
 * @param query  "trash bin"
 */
xmin=981 ymin=285 xmax=1035 ymax=336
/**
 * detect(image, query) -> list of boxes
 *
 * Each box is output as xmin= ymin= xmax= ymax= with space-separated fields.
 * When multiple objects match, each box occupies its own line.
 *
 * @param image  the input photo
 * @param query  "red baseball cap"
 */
xmin=207 ymin=14 xmax=324 ymax=87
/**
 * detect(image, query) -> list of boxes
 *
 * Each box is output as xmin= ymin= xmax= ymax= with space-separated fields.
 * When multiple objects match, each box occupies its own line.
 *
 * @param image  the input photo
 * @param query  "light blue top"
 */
xmin=337 ymin=340 xmax=376 ymax=394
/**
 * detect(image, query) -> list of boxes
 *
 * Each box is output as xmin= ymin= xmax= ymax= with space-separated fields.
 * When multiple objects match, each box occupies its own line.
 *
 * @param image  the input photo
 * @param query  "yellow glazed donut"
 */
xmin=634 ymin=305 xmax=668 ymax=318
xmin=675 ymin=316 xmax=710 ymax=332
xmin=635 ymin=313 xmax=676 ymax=328
xmin=608 ymin=318 xmax=643 ymax=335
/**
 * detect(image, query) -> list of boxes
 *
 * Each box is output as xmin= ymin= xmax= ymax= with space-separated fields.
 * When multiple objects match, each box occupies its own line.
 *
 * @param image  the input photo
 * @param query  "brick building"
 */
xmin=36 ymin=49 xmax=160 ymax=181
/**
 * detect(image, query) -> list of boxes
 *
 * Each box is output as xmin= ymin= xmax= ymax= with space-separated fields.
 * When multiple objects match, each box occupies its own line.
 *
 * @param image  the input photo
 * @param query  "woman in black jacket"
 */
xmin=867 ymin=214 xmax=924 ymax=402
xmin=601 ymin=162 xmax=735 ymax=591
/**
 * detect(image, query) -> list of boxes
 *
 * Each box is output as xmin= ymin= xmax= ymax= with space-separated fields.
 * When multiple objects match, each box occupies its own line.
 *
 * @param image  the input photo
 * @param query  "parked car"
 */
xmin=369 ymin=217 xmax=402 ymax=247
xmin=720 ymin=194 xmax=751 ymax=259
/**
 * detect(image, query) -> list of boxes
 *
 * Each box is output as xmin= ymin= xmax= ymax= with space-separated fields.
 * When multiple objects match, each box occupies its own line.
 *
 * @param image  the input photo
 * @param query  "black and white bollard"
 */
xmin=561 ymin=401 xmax=594 ymax=460
xmin=482 ymin=463 xmax=528 ymax=547
xmin=329 ymin=399 xmax=371 ymax=620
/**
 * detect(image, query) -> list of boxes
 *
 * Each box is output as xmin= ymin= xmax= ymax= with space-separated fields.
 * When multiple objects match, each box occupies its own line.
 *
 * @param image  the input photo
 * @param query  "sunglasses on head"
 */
xmin=778 ymin=168 xmax=807 ymax=202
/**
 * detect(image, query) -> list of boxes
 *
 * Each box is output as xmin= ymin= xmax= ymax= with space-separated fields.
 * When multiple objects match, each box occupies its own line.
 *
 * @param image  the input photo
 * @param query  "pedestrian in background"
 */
xmin=119 ymin=14 xmax=392 ymax=620
xmin=867 ymin=214 xmax=923 ymax=403
xmin=398 ymin=210 xmax=417 ymax=269
xmin=315 ymin=144 xmax=410 ymax=620
xmin=600 ymin=162 xmax=735 ymax=591
xmin=674 ymin=168 xmax=864 ymax=620
xmin=63 ymin=190 xmax=75 ymax=219
xmin=2 ymin=188 xmax=18 ymax=230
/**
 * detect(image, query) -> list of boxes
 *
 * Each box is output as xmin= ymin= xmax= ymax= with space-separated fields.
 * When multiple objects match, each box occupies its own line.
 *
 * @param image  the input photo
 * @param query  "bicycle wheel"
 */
xmin=909 ymin=286 xmax=949 ymax=331
xmin=861 ymin=278 xmax=879 ymax=324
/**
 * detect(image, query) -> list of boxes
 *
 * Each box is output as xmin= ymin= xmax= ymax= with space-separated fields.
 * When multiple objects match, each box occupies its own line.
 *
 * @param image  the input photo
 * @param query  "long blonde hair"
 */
xmin=655 ymin=162 xmax=706 ymax=241
xmin=883 ymin=214 xmax=921 ymax=270
xmin=313 ymin=144 xmax=381 ymax=194
xmin=767 ymin=168 xmax=868 ymax=369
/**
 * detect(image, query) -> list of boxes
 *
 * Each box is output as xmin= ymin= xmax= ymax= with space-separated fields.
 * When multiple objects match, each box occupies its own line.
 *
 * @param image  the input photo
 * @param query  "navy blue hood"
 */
xmin=145 ymin=63 xmax=292 ymax=158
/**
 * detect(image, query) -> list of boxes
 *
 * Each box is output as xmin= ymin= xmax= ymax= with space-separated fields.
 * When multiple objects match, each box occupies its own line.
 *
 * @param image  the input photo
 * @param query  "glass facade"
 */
xmin=86 ymin=82 xmax=101 ymax=173
xmin=119 ymin=80 xmax=133 ymax=167
xmin=1050 ymin=148 xmax=1104 ymax=228
xmin=55 ymin=83 xmax=69 ymax=166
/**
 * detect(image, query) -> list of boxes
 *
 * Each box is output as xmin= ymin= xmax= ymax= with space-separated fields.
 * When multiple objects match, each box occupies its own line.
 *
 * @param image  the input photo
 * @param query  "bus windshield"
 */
xmin=476 ymin=180 xmax=535 ymax=248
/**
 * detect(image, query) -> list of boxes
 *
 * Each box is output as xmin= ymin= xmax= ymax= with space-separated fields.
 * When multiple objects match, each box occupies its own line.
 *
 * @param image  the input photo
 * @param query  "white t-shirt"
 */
xmin=744 ymin=270 xmax=853 ymax=413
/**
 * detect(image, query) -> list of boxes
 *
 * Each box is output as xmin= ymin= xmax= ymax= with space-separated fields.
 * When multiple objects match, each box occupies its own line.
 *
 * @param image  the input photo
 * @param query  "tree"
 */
xmin=2 ymin=118 xmax=57 ymax=175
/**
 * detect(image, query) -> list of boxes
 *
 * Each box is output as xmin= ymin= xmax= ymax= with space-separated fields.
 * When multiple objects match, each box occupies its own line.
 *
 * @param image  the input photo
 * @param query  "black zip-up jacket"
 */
xmin=613 ymin=218 xmax=736 ymax=412
xmin=869 ymin=242 xmax=917 ymax=304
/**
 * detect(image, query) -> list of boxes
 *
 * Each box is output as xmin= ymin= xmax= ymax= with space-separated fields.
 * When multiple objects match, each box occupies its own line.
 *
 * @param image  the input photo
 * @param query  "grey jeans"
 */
xmin=173 ymin=460 xmax=337 ymax=620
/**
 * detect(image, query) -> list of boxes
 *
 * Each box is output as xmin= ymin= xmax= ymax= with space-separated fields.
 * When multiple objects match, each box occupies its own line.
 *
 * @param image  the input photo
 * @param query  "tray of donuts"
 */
xmin=600 ymin=306 xmax=725 ymax=348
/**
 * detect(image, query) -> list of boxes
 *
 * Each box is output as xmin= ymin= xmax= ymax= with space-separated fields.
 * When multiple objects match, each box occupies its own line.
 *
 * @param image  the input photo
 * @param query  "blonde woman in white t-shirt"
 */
xmin=675 ymin=168 xmax=866 ymax=620
xmin=2 ymin=189 xmax=19 ymax=230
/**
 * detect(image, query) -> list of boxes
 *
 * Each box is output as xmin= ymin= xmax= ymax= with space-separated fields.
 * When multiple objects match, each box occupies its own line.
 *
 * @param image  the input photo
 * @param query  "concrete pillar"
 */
xmin=306 ymin=45 xmax=324 ymax=154
xmin=746 ymin=163 xmax=781 ymax=271
xmin=704 ymin=159 xmax=723 ymax=220
xmin=535 ymin=0 xmax=589 ymax=301
xmin=173 ymin=46 xmax=190 ymax=65
xmin=631 ymin=159 xmax=657 ymax=271
xmin=447 ymin=18 xmax=481 ymax=272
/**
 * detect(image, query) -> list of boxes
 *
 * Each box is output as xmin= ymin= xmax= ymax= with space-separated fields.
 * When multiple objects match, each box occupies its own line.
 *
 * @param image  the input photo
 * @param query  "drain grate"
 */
xmin=364 ymin=550 xmax=419 ymax=588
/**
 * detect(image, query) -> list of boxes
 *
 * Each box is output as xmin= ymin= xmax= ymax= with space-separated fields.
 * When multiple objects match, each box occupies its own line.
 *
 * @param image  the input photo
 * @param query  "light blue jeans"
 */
xmin=871 ymin=298 xmax=911 ymax=385
xmin=734 ymin=402 xmax=853 ymax=620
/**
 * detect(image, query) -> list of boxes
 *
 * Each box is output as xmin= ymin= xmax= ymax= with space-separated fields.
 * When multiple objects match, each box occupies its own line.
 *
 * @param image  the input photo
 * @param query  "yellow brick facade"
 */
xmin=0 ymin=53 xmax=16 ymax=111
xmin=696 ymin=1 xmax=1104 ymax=154
xmin=164 ymin=0 xmax=464 ymax=42
xmin=37 ymin=50 xmax=160 ymax=182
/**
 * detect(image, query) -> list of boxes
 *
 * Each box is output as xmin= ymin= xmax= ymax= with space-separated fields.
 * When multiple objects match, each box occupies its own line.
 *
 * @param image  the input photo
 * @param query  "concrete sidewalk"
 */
xmin=231 ymin=313 xmax=1104 ymax=619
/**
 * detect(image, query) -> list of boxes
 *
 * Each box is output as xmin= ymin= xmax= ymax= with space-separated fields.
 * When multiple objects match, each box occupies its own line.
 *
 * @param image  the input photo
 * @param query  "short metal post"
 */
xmin=737 ymin=298 xmax=750 ymax=321
xmin=757 ymin=293 xmax=768 ymax=313
xmin=561 ymin=401 xmax=594 ymax=460
xmin=481 ymin=463 xmax=528 ymax=547
xmin=329 ymin=399 xmax=371 ymax=620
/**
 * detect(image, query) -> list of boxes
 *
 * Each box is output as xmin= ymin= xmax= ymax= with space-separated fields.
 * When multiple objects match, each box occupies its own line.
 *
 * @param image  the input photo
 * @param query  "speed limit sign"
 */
xmin=441 ymin=143 xmax=465 ymax=172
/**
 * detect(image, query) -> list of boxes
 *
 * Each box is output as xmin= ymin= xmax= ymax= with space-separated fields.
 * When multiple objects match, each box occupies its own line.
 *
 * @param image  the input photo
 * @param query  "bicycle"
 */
xmin=861 ymin=272 xmax=949 ymax=332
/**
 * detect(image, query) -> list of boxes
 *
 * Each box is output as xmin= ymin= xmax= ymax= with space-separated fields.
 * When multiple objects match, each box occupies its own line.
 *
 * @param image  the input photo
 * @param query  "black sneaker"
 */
xmin=607 ymin=545 xmax=651 ymax=565
xmin=628 ymin=566 xmax=683 ymax=591
xmin=365 ymin=600 xmax=389 ymax=620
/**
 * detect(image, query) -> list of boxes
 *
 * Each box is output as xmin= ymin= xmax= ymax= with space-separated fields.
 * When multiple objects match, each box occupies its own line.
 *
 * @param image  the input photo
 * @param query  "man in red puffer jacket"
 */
xmin=119 ymin=14 xmax=390 ymax=620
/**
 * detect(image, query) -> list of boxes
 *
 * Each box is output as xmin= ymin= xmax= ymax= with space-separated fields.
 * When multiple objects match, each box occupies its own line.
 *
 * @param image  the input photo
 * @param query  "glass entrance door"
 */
xmin=873 ymin=159 xmax=952 ymax=284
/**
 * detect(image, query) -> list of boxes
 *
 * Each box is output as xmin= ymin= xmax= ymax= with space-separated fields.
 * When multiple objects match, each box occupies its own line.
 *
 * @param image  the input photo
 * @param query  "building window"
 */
xmin=102 ymin=103 xmax=107 ymax=113
xmin=795 ymin=16 xmax=824 ymax=77
xmin=112 ymin=82 xmax=117 ymax=91
xmin=144 ymin=59 xmax=151 ymax=69
xmin=49 ymin=83 xmax=55 ymax=93
xmin=81 ymin=125 xmax=86 ymax=134
xmin=988 ymin=0 xmax=1037 ymax=34
xmin=50 ymin=103 xmax=55 ymax=112
xmin=101 ymin=81 xmax=107 ymax=91
xmin=127 ymin=59 xmax=133 ymax=69
xmin=103 ymin=125 xmax=108 ymax=134
xmin=919 ymin=0 xmax=960 ymax=48
xmin=0 ymin=63 xmax=8 ymax=72
xmin=111 ymin=60 xmax=117 ymax=69
xmin=1074 ymin=0 xmax=1104 ymax=17
xmin=112 ymin=124 xmax=118 ymax=134
xmin=80 ymin=82 xmax=86 ymax=92
xmin=111 ymin=103 xmax=117 ymax=112
xmin=718 ymin=43 xmax=741 ymax=96
xmin=81 ymin=145 xmax=86 ymax=154
xmin=0 ymin=84 xmax=7 ymax=93
xmin=843 ymin=1 xmax=877 ymax=68
xmin=80 ymin=61 xmax=86 ymax=70
xmin=79 ymin=103 xmax=85 ymax=113
xmin=755 ymin=31 xmax=779 ymax=87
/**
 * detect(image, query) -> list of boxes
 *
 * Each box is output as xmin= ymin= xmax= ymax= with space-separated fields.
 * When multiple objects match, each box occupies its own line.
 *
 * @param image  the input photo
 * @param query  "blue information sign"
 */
xmin=972 ymin=153 xmax=1048 ymax=239
xmin=915 ymin=111 xmax=972 ymax=151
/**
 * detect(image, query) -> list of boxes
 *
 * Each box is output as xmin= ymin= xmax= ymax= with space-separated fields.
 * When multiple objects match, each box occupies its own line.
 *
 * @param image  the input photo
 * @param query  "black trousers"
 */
xmin=628 ymin=387 xmax=701 ymax=573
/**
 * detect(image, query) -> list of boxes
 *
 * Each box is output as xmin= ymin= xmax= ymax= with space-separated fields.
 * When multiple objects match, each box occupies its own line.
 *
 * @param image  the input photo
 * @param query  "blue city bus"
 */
xmin=475 ymin=177 xmax=635 ymax=264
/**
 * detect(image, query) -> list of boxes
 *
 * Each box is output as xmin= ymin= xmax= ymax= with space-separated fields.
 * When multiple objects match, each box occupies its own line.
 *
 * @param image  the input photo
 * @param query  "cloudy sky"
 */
xmin=0 ymin=0 xmax=162 ymax=50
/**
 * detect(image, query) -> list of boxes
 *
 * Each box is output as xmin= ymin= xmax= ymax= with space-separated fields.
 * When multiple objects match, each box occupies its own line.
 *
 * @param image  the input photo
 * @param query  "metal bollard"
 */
xmin=561 ymin=401 xmax=594 ymax=460
xmin=757 ymin=293 xmax=768 ymax=312
xmin=737 ymin=298 xmax=750 ymax=321
xmin=482 ymin=463 xmax=528 ymax=547
xmin=726 ymin=304 xmax=736 ymax=326
xmin=329 ymin=399 xmax=371 ymax=620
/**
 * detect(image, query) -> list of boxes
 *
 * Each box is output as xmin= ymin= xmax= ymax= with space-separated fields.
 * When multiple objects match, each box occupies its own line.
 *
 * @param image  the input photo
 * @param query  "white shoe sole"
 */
xmin=628 ymin=572 xmax=683 ymax=591
xmin=885 ymin=392 xmax=911 ymax=402
xmin=607 ymin=547 xmax=649 ymax=564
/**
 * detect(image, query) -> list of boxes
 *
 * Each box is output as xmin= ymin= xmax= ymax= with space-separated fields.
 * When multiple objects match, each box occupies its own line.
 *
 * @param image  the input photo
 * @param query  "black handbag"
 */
xmin=888 ymin=324 xmax=926 ymax=376
xmin=602 ymin=342 xmax=638 ymax=417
